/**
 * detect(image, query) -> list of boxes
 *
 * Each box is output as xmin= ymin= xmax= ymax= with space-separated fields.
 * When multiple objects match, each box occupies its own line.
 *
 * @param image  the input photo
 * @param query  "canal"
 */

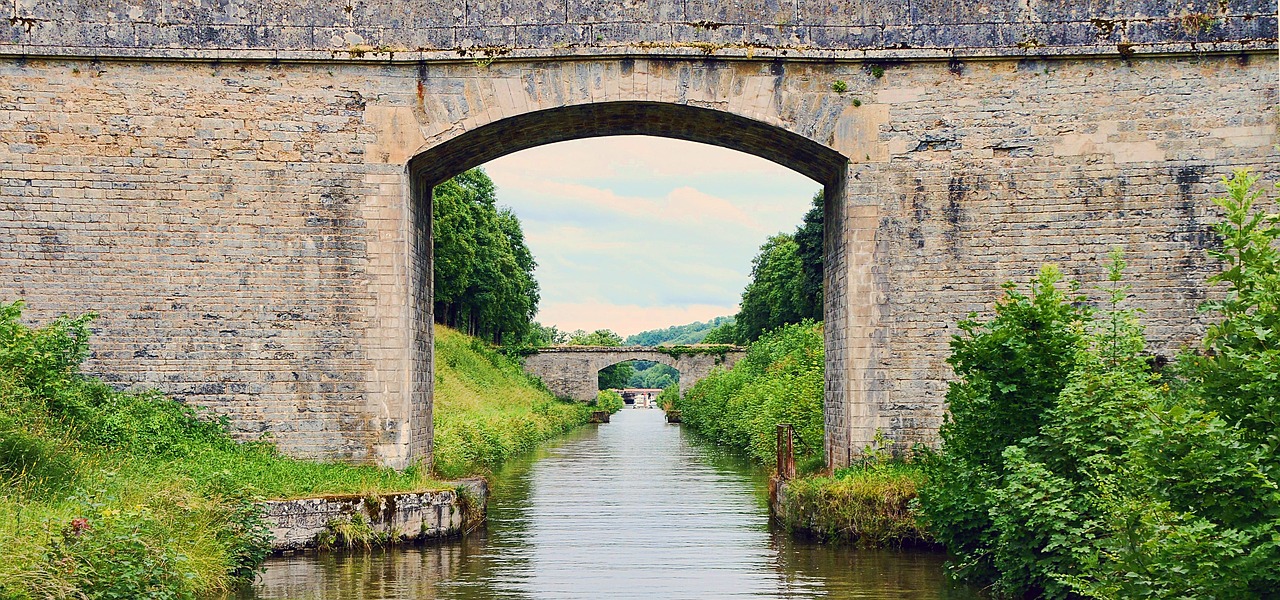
xmin=234 ymin=409 xmax=975 ymax=599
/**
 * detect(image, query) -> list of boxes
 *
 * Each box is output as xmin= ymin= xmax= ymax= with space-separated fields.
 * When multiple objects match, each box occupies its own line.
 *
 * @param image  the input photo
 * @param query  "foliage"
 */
xmin=0 ymin=303 xmax=591 ymax=598
xmin=652 ymin=344 xmax=737 ymax=358
xmin=0 ymin=302 xmax=442 ymax=599
xmin=591 ymin=389 xmax=625 ymax=414
xmin=780 ymin=460 xmax=931 ymax=548
xmin=519 ymin=321 xmax=569 ymax=347
xmin=918 ymin=170 xmax=1280 ymax=598
xmin=597 ymin=362 xmax=634 ymax=390
xmin=314 ymin=513 xmax=391 ymax=550
xmin=433 ymin=168 xmax=540 ymax=345
xmin=719 ymin=192 xmax=823 ymax=344
xmin=794 ymin=191 xmax=825 ymax=320
xmin=674 ymin=321 xmax=824 ymax=467
xmin=624 ymin=316 xmax=735 ymax=346
xmin=735 ymin=234 xmax=806 ymax=343
xmin=702 ymin=320 xmax=738 ymax=344
xmin=431 ymin=325 xmax=592 ymax=479
xmin=565 ymin=329 xmax=623 ymax=346
xmin=656 ymin=385 xmax=679 ymax=411
xmin=627 ymin=361 xmax=679 ymax=389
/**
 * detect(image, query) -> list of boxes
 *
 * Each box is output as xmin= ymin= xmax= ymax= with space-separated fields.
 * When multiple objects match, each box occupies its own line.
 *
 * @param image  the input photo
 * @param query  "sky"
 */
xmin=482 ymin=136 xmax=821 ymax=338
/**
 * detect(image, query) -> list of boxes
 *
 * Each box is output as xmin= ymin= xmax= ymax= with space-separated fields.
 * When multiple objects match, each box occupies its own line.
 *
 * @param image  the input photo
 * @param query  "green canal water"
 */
xmin=233 ymin=409 xmax=976 ymax=599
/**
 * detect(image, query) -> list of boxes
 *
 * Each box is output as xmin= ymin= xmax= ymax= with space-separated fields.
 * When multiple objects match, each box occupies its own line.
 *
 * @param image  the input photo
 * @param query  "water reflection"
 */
xmin=234 ymin=409 xmax=974 ymax=599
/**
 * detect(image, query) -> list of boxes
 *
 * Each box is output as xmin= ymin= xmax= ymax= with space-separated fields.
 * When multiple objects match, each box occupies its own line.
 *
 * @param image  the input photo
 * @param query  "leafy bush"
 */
xmin=591 ymin=389 xmax=625 ymax=414
xmin=674 ymin=321 xmax=824 ymax=468
xmin=919 ymin=170 xmax=1280 ymax=598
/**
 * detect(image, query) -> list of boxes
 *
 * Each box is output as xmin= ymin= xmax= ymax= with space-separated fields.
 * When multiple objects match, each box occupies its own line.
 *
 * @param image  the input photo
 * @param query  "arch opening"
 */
xmin=407 ymin=100 xmax=851 ymax=469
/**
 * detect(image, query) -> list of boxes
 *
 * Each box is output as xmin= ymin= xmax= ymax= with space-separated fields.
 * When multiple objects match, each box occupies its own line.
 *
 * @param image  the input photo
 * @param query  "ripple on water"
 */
xmin=234 ymin=409 xmax=975 ymax=600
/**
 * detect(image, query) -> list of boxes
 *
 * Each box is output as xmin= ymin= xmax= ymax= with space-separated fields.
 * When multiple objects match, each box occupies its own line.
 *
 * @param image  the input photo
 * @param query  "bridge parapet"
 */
xmin=522 ymin=346 xmax=746 ymax=402
xmin=0 ymin=1 xmax=1272 ymax=62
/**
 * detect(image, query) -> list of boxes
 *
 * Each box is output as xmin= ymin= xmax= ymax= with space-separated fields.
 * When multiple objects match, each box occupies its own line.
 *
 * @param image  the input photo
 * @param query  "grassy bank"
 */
xmin=0 ymin=305 xmax=592 ymax=598
xmin=673 ymin=321 xmax=826 ymax=471
xmin=777 ymin=462 xmax=932 ymax=548
xmin=430 ymin=324 xmax=594 ymax=479
xmin=674 ymin=320 xmax=927 ymax=547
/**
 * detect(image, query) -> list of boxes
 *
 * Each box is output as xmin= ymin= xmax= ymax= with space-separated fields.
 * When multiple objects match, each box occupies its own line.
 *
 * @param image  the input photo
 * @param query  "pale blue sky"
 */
xmin=483 ymin=136 xmax=821 ymax=337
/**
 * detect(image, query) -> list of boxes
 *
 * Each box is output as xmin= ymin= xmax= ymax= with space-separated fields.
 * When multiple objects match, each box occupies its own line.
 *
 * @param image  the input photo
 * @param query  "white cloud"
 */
xmin=481 ymin=136 xmax=820 ymax=336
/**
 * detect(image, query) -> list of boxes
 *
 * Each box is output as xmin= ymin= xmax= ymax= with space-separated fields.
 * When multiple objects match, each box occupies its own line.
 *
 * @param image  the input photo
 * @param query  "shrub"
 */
xmin=675 ymin=321 xmax=824 ymax=468
xmin=919 ymin=170 xmax=1280 ymax=598
xmin=591 ymin=389 xmax=625 ymax=414
xmin=780 ymin=461 xmax=930 ymax=548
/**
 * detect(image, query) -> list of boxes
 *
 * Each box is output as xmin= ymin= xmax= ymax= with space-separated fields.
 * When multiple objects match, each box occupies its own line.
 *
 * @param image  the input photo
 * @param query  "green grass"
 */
xmin=431 ymin=324 xmax=592 ymax=478
xmin=780 ymin=462 xmax=933 ymax=548
xmin=0 ymin=304 xmax=591 ymax=598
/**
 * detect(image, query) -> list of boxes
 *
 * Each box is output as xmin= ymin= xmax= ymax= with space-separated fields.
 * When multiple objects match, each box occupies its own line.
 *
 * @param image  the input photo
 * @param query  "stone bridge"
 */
xmin=522 ymin=346 xmax=745 ymax=402
xmin=0 ymin=0 xmax=1274 ymax=469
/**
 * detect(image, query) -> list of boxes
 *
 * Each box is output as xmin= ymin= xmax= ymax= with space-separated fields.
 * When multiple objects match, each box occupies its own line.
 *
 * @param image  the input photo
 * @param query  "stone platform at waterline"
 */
xmin=261 ymin=479 xmax=488 ymax=552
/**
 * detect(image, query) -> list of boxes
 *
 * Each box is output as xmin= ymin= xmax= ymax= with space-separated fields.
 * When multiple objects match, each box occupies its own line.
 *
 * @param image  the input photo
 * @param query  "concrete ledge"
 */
xmin=261 ymin=478 xmax=488 ymax=552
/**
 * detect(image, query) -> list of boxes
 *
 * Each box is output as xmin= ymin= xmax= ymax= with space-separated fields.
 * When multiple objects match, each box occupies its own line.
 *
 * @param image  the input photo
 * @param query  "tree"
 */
xmin=736 ymin=234 xmax=805 ymax=343
xmin=597 ymin=362 xmax=635 ymax=390
xmin=566 ymin=329 xmax=623 ymax=346
xmin=431 ymin=168 xmax=540 ymax=345
xmin=794 ymin=191 xmax=824 ymax=320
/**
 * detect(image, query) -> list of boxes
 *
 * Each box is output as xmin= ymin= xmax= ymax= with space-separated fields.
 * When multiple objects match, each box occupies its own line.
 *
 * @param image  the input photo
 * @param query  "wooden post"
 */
xmin=776 ymin=424 xmax=796 ymax=481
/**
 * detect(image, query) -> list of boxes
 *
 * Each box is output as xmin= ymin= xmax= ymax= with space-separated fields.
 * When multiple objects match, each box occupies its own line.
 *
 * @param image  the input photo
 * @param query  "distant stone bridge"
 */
xmin=523 ymin=346 xmax=745 ymax=402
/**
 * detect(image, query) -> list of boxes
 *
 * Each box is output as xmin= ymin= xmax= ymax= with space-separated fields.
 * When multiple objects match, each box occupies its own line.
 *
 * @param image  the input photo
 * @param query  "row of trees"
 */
xmin=706 ymin=191 xmax=823 ymax=344
xmin=624 ymin=316 xmax=735 ymax=346
xmin=433 ymin=169 xmax=540 ymax=345
xmin=919 ymin=171 xmax=1280 ymax=597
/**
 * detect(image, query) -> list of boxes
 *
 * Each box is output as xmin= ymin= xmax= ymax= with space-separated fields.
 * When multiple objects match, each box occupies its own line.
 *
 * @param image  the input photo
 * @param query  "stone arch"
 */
xmin=521 ymin=348 xmax=746 ymax=403
xmin=403 ymin=97 xmax=872 ymax=470
xmin=591 ymin=354 xmax=680 ymax=398
xmin=407 ymin=101 xmax=848 ymax=189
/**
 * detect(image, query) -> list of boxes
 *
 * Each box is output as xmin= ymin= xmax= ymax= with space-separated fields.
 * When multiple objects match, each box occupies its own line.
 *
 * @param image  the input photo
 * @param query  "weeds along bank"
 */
xmin=670 ymin=321 xmax=928 ymax=547
xmin=0 ymin=310 xmax=591 ymax=599
xmin=430 ymin=324 xmax=598 ymax=479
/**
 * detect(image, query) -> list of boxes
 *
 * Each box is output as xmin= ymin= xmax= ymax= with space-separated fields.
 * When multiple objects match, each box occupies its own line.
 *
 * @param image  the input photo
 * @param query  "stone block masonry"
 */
xmin=522 ymin=346 xmax=745 ymax=402
xmin=0 ymin=1 xmax=1274 ymax=469
xmin=262 ymin=478 xmax=487 ymax=551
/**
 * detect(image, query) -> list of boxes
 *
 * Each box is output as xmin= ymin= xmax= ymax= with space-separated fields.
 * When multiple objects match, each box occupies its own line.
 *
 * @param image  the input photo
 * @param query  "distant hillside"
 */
xmin=625 ymin=316 xmax=735 ymax=346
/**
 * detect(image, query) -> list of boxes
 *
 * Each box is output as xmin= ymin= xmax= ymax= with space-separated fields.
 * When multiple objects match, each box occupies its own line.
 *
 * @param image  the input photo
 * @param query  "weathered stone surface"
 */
xmin=0 ymin=3 xmax=1275 ymax=470
xmin=522 ymin=346 xmax=746 ymax=401
xmin=0 ymin=0 xmax=1273 ymax=60
xmin=261 ymin=478 xmax=487 ymax=551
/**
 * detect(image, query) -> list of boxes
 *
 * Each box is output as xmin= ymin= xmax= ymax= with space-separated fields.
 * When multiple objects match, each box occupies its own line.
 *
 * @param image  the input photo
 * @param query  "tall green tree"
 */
xmin=720 ymin=191 xmax=823 ymax=344
xmin=431 ymin=168 xmax=540 ymax=345
xmin=735 ymin=234 xmax=805 ymax=343
xmin=794 ymin=191 xmax=824 ymax=320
